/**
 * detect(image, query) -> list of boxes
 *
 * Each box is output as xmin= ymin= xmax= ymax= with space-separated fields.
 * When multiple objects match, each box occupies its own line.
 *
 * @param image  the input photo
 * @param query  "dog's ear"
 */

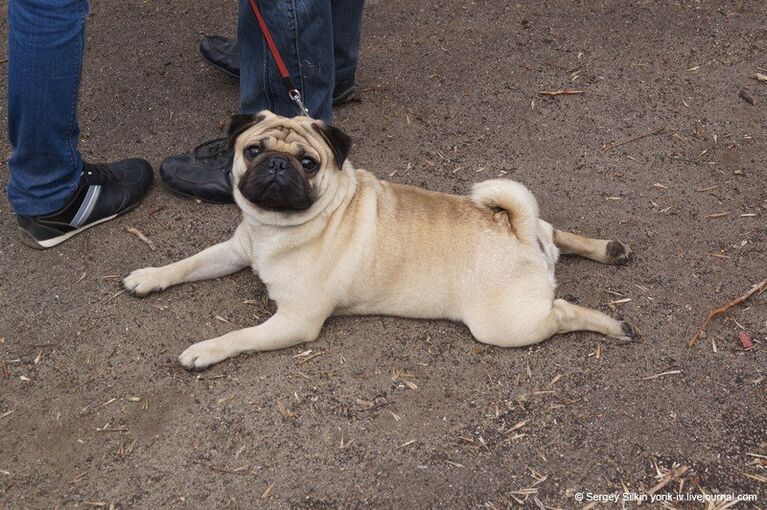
xmin=226 ymin=113 xmax=266 ymax=148
xmin=312 ymin=122 xmax=352 ymax=169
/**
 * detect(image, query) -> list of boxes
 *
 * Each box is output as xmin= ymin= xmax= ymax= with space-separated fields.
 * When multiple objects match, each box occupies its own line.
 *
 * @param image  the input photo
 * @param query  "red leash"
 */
xmin=247 ymin=0 xmax=309 ymax=116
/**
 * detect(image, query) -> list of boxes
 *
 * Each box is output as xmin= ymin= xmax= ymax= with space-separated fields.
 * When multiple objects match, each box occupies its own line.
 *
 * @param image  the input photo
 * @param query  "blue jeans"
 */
xmin=7 ymin=0 xmax=88 ymax=216
xmin=6 ymin=0 xmax=363 ymax=216
xmin=238 ymin=0 xmax=364 ymax=123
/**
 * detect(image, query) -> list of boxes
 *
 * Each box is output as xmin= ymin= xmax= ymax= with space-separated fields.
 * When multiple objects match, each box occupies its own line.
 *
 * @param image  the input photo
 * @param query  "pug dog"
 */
xmin=123 ymin=111 xmax=636 ymax=370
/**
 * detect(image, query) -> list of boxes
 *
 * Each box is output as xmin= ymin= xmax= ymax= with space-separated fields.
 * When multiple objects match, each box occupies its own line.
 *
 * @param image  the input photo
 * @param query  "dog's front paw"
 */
xmin=606 ymin=240 xmax=632 ymax=265
xmin=122 ymin=267 xmax=168 ymax=297
xmin=179 ymin=340 xmax=231 ymax=371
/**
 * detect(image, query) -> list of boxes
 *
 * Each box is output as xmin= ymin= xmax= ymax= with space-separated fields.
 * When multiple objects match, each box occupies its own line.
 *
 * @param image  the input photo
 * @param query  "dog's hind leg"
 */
xmin=549 ymin=299 xmax=637 ymax=341
xmin=468 ymin=298 xmax=637 ymax=348
xmin=551 ymin=226 xmax=631 ymax=265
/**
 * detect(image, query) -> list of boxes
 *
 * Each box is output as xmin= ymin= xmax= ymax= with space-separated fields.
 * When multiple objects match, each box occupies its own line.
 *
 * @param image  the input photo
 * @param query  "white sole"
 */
xmin=21 ymin=214 xmax=119 ymax=249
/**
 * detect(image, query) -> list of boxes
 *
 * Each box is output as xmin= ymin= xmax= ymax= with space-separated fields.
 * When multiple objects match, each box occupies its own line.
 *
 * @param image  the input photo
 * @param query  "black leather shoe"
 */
xmin=199 ymin=35 xmax=240 ymax=79
xmin=16 ymin=159 xmax=153 ymax=249
xmin=159 ymin=138 xmax=234 ymax=204
xmin=198 ymin=35 xmax=358 ymax=105
xmin=332 ymin=79 xmax=358 ymax=106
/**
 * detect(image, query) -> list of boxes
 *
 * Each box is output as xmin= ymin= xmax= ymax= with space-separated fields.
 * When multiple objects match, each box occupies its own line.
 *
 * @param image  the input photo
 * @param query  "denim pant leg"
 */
xmin=331 ymin=0 xmax=364 ymax=83
xmin=7 ymin=0 xmax=88 ymax=216
xmin=238 ymin=0 xmax=334 ymax=123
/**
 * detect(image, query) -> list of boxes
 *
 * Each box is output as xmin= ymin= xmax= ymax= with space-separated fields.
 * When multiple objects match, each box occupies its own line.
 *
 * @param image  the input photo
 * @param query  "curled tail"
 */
xmin=471 ymin=179 xmax=540 ymax=247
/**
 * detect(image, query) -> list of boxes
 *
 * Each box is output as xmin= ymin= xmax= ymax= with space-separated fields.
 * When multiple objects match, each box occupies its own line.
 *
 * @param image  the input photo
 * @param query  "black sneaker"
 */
xmin=159 ymin=137 xmax=234 ymax=204
xmin=16 ymin=159 xmax=153 ymax=249
xmin=332 ymin=79 xmax=358 ymax=106
xmin=198 ymin=35 xmax=358 ymax=105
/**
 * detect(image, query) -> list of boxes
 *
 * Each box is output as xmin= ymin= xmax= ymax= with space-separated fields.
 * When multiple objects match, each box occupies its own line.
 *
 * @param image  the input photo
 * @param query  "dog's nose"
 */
xmin=266 ymin=156 xmax=289 ymax=173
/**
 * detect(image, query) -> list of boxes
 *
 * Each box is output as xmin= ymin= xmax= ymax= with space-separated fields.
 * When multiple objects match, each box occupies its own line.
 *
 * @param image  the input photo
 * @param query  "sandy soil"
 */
xmin=1 ymin=0 xmax=765 ymax=508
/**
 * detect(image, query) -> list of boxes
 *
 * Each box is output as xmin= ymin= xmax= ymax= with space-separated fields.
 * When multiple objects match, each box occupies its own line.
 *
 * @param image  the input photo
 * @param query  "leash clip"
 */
xmin=289 ymin=89 xmax=310 ymax=117
xmin=249 ymin=0 xmax=309 ymax=118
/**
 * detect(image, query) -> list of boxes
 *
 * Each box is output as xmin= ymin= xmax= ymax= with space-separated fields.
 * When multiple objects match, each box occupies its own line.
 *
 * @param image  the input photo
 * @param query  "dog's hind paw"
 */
xmin=606 ymin=240 xmax=632 ymax=265
xmin=617 ymin=321 xmax=640 ymax=342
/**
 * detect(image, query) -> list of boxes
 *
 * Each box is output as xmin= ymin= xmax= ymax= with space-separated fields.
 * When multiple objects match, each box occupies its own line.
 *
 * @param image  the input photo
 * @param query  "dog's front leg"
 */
xmin=123 ymin=225 xmax=251 ymax=297
xmin=178 ymin=310 xmax=326 ymax=370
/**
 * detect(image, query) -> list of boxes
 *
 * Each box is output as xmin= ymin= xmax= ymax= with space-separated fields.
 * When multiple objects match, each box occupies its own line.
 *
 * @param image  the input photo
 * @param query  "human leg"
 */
xmin=7 ymin=0 xmax=89 ymax=216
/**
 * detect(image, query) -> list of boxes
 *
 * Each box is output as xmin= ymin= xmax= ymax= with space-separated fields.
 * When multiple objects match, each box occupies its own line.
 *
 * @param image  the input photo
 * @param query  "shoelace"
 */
xmin=80 ymin=163 xmax=117 ymax=185
xmin=194 ymin=138 xmax=230 ymax=161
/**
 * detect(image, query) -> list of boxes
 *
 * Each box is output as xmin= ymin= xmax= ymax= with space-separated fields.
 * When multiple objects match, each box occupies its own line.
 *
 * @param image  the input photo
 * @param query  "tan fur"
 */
xmin=123 ymin=112 xmax=636 ymax=370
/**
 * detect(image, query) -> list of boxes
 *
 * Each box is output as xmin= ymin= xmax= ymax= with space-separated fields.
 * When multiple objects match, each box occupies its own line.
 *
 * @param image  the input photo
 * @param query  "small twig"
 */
xmin=646 ymin=465 xmax=689 ymax=496
xmin=106 ymin=289 xmax=126 ymax=302
xmin=297 ymin=351 xmax=324 ymax=365
xmin=276 ymin=399 xmax=293 ymax=418
xmin=538 ymin=89 xmax=585 ymax=97
xmin=642 ymin=370 xmax=682 ymax=380
xmin=95 ymin=426 xmax=129 ymax=433
xmin=504 ymin=420 xmax=528 ymax=434
xmin=743 ymin=472 xmax=767 ymax=483
xmin=99 ymin=398 xmax=117 ymax=408
xmin=689 ymin=277 xmax=767 ymax=347
xmin=209 ymin=465 xmax=250 ymax=475
xmin=601 ymin=127 xmax=665 ymax=152
xmin=125 ymin=226 xmax=156 ymax=251
xmin=261 ymin=482 xmax=275 ymax=498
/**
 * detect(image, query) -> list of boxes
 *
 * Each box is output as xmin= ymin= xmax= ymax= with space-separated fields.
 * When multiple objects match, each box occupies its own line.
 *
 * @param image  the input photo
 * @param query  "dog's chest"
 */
xmin=247 ymin=238 xmax=327 ymax=303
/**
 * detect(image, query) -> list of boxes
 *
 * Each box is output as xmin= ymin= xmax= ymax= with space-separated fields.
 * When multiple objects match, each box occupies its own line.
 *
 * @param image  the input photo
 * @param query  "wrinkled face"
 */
xmin=229 ymin=112 xmax=351 ymax=219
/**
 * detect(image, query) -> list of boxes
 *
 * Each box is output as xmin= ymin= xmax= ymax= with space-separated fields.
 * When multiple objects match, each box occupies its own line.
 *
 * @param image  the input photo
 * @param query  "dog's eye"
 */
xmin=301 ymin=157 xmax=318 ymax=172
xmin=244 ymin=144 xmax=262 ymax=159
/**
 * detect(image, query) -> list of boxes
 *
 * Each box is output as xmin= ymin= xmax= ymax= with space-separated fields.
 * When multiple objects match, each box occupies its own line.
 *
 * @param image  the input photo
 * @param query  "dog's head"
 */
xmin=227 ymin=111 xmax=352 ymax=224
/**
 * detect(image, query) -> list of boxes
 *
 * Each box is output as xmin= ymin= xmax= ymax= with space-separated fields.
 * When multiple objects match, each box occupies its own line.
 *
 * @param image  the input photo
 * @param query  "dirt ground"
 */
xmin=1 ymin=0 xmax=766 ymax=508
